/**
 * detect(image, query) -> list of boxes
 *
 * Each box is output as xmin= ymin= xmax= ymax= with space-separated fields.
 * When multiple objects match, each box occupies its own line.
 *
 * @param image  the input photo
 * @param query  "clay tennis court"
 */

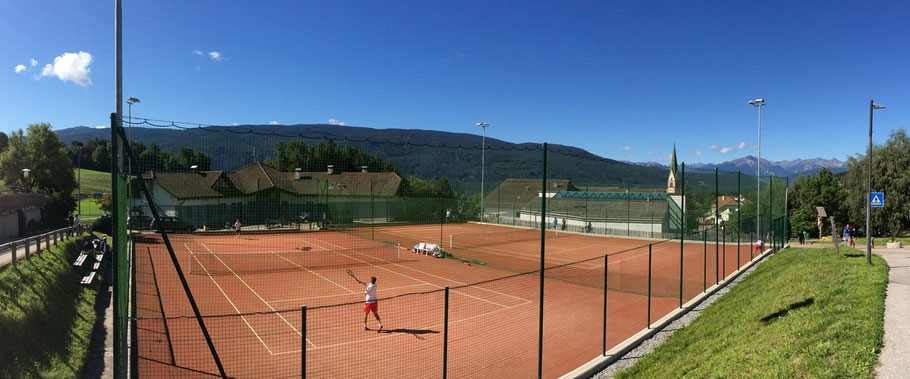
xmin=133 ymin=223 xmax=757 ymax=378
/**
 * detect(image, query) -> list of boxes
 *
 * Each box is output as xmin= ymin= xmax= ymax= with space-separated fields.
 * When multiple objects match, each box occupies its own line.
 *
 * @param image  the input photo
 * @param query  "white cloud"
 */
xmin=14 ymin=64 xmax=26 ymax=73
xmin=694 ymin=150 xmax=703 ymax=156
xmin=94 ymin=125 xmax=107 ymax=129
xmin=737 ymin=141 xmax=747 ymax=150
xmin=269 ymin=121 xmax=279 ymax=125
xmin=620 ymin=146 xmax=631 ymax=152
xmin=720 ymin=147 xmax=734 ymax=154
xmin=232 ymin=122 xmax=239 ymax=126
xmin=29 ymin=58 xmax=37 ymax=67
xmin=710 ymin=145 xmax=719 ymax=151
xmin=659 ymin=154 xmax=673 ymax=162
xmin=40 ymin=51 xmax=93 ymax=87
xmin=209 ymin=51 xmax=222 ymax=61
xmin=647 ymin=150 xmax=656 ymax=155
xmin=192 ymin=50 xmax=203 ymax=56
xmin=328 ymin=118 xmax=345 ymax=126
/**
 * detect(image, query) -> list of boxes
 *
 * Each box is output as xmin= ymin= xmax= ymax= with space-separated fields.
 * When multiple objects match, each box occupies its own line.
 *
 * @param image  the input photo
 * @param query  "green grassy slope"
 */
xmin=0 ymin=232 xmax=102 ymax=378
xmin=617 ymin=247 xmax=888 ymax=378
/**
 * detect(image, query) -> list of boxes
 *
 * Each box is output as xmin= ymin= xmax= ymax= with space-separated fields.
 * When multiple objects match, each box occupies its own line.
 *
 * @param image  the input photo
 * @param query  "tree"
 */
xmin=845 ymin=129 xmax=910 ymax=241
xmin=0 ymin=131 xmax=8 ymax=154
xmin=0 ymin=123 xmax=77 ymax=226
xmin=787 ymin=168 xmax=847 ymax=238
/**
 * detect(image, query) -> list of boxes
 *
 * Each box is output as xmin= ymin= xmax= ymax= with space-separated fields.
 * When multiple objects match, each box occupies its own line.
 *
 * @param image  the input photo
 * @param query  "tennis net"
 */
xmin=187 ymin=243 xmax=402 ymax=275
xmin=448 ymin=228 xmax=558 ymax=251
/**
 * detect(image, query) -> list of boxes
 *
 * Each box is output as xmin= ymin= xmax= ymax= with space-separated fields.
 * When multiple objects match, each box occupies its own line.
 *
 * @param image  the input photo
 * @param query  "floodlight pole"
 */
xmin=477 ymin=122 xmax=490 ymax=222
xmin=867 ymin=100 xmax=885 ymax=265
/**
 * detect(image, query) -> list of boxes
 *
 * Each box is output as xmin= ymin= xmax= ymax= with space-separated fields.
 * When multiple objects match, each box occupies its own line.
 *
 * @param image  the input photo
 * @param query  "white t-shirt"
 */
xmin=365 ymin=283 xmax=377 ymax=303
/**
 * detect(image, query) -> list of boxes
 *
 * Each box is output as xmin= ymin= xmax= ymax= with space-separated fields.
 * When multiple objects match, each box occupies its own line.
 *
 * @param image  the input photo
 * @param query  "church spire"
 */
xmin=670 ymin=143 xmax=678 ymax=175
xmin=667 ymin=144 xmax=678 ymax=194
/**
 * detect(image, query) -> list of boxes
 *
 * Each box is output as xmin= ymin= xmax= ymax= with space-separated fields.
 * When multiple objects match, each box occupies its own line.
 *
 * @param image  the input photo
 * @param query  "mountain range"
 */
xmin=57 ymin=124 xmax=832 ymax=193
xmin=631 ymin=156 xmax=846 ymax=179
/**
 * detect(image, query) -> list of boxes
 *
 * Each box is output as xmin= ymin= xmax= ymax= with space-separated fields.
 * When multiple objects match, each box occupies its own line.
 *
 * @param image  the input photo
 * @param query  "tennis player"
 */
xmin=361 ymin=276 xmax=382 ymax=332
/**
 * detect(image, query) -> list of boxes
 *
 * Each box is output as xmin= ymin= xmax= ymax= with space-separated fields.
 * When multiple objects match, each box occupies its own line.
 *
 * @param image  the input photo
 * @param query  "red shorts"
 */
xmin=363 ymin=302 xmax=378 ymax=314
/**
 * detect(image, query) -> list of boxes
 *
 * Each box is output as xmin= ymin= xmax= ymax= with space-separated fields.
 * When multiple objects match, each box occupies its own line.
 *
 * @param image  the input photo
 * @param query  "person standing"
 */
xmin=73 ymin=213 xmax=81 ymax=227
xmin=359 ymin=276 xmax=382 ymax=332
xmin=234 ymin=219 xmax=242 ymax=238
xmin=842 ymin=224 xmax=851 ymax=246
xmin=552 ymin=217 xmax=558 ymax=230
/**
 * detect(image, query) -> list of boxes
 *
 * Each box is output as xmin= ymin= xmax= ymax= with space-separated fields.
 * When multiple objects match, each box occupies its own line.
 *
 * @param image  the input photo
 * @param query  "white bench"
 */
xmin=80 ymin=271 xmax=97 ymax=285
xmin=73 ymin=253 xmax=88 ymax=267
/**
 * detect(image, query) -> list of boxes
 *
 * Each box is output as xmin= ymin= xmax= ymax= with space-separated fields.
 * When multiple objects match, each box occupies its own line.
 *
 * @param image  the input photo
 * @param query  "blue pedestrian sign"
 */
xmin=870 ymin=192 xmax=884 ymax=208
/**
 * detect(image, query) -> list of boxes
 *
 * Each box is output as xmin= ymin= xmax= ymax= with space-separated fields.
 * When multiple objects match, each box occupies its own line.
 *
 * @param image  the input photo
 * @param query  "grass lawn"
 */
xmin=0 ymin=232 xmax=102 ymax=378
xmin=77 ymin=197 xmax=104 ymax=219
xmin=74 ymin=168 xmax=110 ymax=195
xmin=801 ymin=237 xmax=910 ymax=246
xmin=617 ymin=247 xmax=888 ymax=378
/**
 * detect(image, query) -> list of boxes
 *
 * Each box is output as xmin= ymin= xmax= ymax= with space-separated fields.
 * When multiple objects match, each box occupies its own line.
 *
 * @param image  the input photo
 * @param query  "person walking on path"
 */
xmin=552 ymin=217 xmax=558 ymax=230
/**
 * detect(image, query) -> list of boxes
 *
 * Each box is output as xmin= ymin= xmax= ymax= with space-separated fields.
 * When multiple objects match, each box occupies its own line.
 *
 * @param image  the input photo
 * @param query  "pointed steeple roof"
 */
xmin=670 ymin=143 xmax=678 ymax=175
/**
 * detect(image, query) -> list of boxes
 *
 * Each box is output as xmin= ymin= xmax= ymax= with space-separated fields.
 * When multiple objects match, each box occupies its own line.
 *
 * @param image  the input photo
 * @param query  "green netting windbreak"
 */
xmin=119 ymin=116 xmax=785 ymax=377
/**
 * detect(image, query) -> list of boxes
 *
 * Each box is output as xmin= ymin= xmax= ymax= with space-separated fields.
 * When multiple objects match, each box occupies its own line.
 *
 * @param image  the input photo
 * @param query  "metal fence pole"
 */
xmin=679 ymin=163 xmax=685 ymax=308
xmin=738 ymin=171 xmax=741 ymax=269
xmin=648 ymin=244 xmax=652 ymax=327
xmin=10 ymin=242 xmax=16 ymax=266
xmin=443 ymin=286 xmax=449 ymax=379
xmin=722 ymin=224 xmax=726 ymax=279
xmin=703 ymin=228 xmax=707 ymax=292
xmin=715 ymin=167 xmax=719 ymax=285
xmin=602 ymin=254 xmax=608 ymax=355
xmin=770 ymin=175 xmax=774 ymax=252
xmin=538 ymin=143 xmax=547 ymax=379
xmin=300 ymin=305 xmax=306 ymax=379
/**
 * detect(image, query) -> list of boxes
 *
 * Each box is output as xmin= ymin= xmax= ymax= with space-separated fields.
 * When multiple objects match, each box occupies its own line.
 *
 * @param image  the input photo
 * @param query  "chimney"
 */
xmin=327 ymin=165 xmax=334 ymax=175
xmin=361 ymin=166 xmax=368 ymax=173
xmin=294 ymin=168 xmax=302 ymax=180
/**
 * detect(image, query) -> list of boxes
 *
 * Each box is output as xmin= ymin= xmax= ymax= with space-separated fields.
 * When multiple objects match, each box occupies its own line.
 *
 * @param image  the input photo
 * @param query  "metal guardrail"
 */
xmin=0 ymin=224 xmax=90 ymax=268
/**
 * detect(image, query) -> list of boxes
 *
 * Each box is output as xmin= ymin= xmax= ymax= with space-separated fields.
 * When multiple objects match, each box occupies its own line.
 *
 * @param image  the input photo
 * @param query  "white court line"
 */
xmin=271 ymin=252 xmax=356 ymax=294
xmin=269 ymin=283 xmax=435 ymax=304
xmin=199 ymin=243 xmax=316 ymax=350
xmin=311 ymin=239 xmax=530 ymax=307
xmin=184 ymin=243 xmax=275 ymax=354
xmin=274 ymin=290 xmax=534 ymax=354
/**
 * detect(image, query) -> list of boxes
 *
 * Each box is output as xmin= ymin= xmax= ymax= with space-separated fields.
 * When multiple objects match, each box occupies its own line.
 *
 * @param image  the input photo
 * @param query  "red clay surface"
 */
xmin=133 ymin=223 xmax=759 ymax=378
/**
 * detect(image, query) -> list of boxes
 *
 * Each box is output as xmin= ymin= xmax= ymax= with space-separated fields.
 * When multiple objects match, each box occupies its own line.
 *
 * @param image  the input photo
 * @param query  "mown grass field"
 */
xmin=74 ymin=168 xmax=110 ymax=195
xmin=0 ymin=232 xmax=101 ymax=378
xmin=617 ymin=247 xmax=888 ymax=378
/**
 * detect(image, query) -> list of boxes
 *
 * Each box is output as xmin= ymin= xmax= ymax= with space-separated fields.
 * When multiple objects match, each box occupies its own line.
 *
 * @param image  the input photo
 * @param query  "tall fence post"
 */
xmin=647 ymin=244 xmax=652 ymax=328
xmin=301 ymin=305 xmax=306 ymax=379
xmin=537 ymin=143 xmax=547 ymax=379
xmin=715 ymin=167 xmax=719 ymax=285
xmin=602 ymin=254 xmax=608 ymax=356
xmin=10 ymin=242 xmax=16 ymax=266
xmin=443 ymin=286 xmax=449 ymax=379
xmin=679 ymin=163 xmax=685 ymax=308
xmin=25 ymin=238 xmax=31 ymax=259
xmin=738 ymin=171 xmax=741 ymax=270
xmin=769 ymin=175 xmax=774 ymax=253
xmin=722 ymin=225 xmax=726 ymax=279
xmin=703 ymin=228 xmax=707 ymax=292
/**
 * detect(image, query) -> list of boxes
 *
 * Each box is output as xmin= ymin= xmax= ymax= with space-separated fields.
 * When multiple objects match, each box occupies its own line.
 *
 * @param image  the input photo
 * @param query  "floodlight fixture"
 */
xmin=127 ymin=97 xmax=141 ymax=104
xmin=872 ymin=103 xmax=885 ymax=109
xmin=748 ymin=98 xmax=765 ymax=106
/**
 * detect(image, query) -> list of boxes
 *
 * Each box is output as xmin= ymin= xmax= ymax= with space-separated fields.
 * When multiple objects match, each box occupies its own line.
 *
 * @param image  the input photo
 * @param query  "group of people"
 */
xmin=82 ymin=234 xmax=110 ymax=255
xmin=551 ymin=217 xmax=567 ymax=231
xmin=67 ymin=212 xmax=81 ymax=227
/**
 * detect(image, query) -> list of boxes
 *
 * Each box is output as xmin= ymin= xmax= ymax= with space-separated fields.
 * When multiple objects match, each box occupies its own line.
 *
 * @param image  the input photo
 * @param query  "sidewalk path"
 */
xmin=874 ymin=246 xmax=910 ymax=379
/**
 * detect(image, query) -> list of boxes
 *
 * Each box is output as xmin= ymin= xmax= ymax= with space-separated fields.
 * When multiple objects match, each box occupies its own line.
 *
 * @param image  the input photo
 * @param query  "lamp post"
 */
xmin=21 ymin=168 xmax=31 ymax=192
xmin=126 ymin=97 xmax=140 ymax=220
xmin=748 ymin=98 xmax=765 ymax=241
xmin=867 ymin=100 xmax=885 ymax=265
xmin=476 ymin=122 xmax=490 ymax=222
xmin=78 ymin=145 xmax=82 ymax=215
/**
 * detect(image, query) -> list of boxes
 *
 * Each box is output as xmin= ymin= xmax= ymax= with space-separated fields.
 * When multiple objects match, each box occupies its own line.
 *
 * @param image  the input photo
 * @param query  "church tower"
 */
xmin=666 ymin=144 xmax=678 ymax=194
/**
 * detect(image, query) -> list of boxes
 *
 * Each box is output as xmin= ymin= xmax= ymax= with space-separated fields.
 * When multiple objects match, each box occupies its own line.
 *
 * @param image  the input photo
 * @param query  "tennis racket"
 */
xmin=345 ymin=269 xmax=361 ymax=284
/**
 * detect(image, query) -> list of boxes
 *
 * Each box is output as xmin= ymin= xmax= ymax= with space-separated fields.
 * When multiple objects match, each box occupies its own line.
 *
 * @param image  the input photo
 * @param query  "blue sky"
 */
xmin=2 ymin=1 xmax=908 ymax=164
